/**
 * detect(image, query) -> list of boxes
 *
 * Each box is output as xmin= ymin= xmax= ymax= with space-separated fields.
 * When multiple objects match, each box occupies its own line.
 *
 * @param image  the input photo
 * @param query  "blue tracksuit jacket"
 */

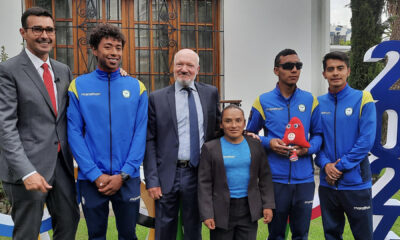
xmin=67 ymin=68 xmax=148 ymax=182
xmin=316 ymin=84 xmax=376 ymax=190
xmin=247 ymin=85 xmax=323 ymax=184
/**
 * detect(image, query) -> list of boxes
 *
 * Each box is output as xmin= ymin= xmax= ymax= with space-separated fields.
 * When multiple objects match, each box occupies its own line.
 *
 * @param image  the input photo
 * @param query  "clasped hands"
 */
xmin=94 ymin=174 xmax=123 ymax=196
xmin=324 ymin=159 xmax=342 ymax=186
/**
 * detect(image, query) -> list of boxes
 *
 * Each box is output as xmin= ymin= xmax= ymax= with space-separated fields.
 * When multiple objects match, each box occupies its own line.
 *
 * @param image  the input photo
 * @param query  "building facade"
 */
xmin=0 ymin=0 xmax=330 ymax=116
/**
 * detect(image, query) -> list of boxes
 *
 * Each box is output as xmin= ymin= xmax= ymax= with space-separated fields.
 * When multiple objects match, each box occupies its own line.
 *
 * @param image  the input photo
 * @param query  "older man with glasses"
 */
xmin=246 ymin=49 xmax=323 ymax=240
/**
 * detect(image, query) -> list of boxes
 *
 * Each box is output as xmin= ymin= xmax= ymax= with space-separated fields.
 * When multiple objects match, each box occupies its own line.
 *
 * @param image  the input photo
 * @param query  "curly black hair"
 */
xmin=89 ymin=23 xmax=126 ymax=50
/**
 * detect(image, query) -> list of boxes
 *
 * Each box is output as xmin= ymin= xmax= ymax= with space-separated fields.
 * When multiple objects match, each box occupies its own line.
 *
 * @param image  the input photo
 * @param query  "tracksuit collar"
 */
xmin=328 ymin=83 xmax=351 ymax=100
xmin=95 ymin=67 xmax=121 ymax=81
xmin=274 ymin=83 xmax=298 ymax=101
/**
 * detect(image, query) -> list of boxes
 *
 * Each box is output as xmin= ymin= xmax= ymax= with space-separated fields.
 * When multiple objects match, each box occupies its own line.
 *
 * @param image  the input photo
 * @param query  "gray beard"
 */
xmin=176 ymin=78 xmax=195 ymax=87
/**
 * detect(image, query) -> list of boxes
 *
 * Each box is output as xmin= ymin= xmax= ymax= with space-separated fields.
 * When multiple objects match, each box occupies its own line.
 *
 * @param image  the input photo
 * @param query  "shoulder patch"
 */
xmin=68 ymin=79 xmax=79 ymax=100
xmin=252 ymin=96 xmax=266 ymax=120
xmin=311 ymin=95 xmax=319 ymax=114
xmin=360 ymin=91 xmax=374 ymax=118
xmin=138 ymin=80 xmax=146 ymax=95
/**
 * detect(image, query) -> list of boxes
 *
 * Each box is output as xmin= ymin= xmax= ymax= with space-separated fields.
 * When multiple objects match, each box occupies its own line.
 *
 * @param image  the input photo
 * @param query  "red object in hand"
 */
xmin=289 ymin=149 xmax=298 ymax=162
xmin=282 ymin=117 xmax=310 ymax=148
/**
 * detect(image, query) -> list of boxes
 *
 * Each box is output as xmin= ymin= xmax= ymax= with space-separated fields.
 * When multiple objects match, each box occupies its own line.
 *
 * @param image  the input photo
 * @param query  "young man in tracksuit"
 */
xmin=315 ymin=51 xmax=376 ymax=240
xmin=67 ymin=24 xmax=148 ymax=239
xmin=247 ymin=49 xmax=323 ymax=239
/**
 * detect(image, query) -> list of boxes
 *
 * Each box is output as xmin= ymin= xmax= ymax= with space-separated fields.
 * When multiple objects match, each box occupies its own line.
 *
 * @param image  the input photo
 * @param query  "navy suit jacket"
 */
xmin=144 ymin=82 xmax=221 ymax=193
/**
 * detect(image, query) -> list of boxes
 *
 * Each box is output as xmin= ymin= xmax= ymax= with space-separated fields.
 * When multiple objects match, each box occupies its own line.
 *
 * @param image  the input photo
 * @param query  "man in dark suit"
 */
xmin=0 ymin=7 xmax=79 ymax=240
xmin=144 ymin=48 xmax=221 ymax=240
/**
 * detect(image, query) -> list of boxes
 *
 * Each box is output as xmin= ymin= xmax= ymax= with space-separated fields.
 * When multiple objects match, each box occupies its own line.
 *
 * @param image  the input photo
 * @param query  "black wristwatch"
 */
xmin=120 ymin=172 xmax=130 ymax=183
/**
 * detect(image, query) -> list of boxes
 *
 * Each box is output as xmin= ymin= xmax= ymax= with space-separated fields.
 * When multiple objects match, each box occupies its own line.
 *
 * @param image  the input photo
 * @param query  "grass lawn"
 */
xmin=1 ymin=180 xmax=399 ymax=239
xmin=0 ymin=211 xmax=399 ymax=240
xmin=0 ymin=217 xmax=348 ymax=240
xmin=74 ymin=213 xmax=400 ymax=239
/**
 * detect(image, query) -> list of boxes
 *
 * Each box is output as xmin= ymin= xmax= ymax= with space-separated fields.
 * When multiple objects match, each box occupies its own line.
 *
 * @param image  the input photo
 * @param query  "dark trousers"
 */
xmin=79 ymin=177 xmax=140 ymax=240
xmin=268 ymin=182 xmax=315 ymax=240
xmin=155 ymin=166 xmax=201 ymax=240
xmin=319 ymin=186 xmax=373 ymax=240
xmin=3 ymin=153 xmax=80 ymax=240
xmin=210 ymin=197 xmax=258 ymax=240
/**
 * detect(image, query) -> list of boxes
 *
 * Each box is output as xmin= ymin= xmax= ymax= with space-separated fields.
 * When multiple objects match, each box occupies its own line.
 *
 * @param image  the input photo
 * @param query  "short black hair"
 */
xmin=274 ymin=49 xmax=298 ymax=67
xmin=221 ymin=104 xmax=245 ymax=119
xmin=323 ymin=51 xmax=349 ymax=70
xmin=21 ymin=7 xmax=54 ymax=28
xmin=89 ymin=23 xmax=126 ymax=50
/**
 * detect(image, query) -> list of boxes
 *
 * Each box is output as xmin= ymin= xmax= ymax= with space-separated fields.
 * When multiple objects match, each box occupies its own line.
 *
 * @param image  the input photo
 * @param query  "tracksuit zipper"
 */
xmin=334 ymin=95 xmax=338 ymax=189
xmin=108 ymin=73 xmax=113 ymax=175
xmin=287 ymin=102 xmax=291 ymax=184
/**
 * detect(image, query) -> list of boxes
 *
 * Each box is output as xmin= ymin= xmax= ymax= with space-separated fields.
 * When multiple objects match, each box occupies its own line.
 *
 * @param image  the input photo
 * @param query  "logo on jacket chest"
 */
xmin=298 ymin=104 xmax=306 ymax=112
xmin=265 ymin=107 xmax=284 ymax=111
xmin=345 ymin=107 xmax=353 ymax=116
xmin=81 ymin=92 xmax=101 ymax=96
xmin=122 ymin=90 xmax=130 ymax=98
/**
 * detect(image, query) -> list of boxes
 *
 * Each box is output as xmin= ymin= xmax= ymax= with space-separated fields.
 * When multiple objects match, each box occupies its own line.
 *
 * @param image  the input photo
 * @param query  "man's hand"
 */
xmin=270 ymin=138 xmax=292 ymax=156
xmin=95 ymin=174 xmax=111 ymax=189
xmin=263 ymin=208 xmax=273 ymax=224
xmin=246 ymin=132 xmax=261 ymax=142
xmin=147 ymin=187 xmax=163 ymax=200
xmin=293 ymin=145 xmax=308 ymax=156
xmin=325 ymin=175 xmax=336 ymax=186
xmin=203 ymin=218 xmax=216 ymax=230
xmin=98 ymin=174 xmax=123 ymax=196
xmin=324 ymin=159 xmax=342 ymax=181
xmin=23 ymin=173 xmax=52 ymax=193
xmin=119 ymin=68 xmax=128 ymax=76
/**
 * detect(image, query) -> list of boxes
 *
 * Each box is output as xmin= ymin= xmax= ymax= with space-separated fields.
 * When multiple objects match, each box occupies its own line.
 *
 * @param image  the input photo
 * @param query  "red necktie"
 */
xmin=42 ymin=63 xmax=60 ymax=152
xmin=42 ymin=63 xmax=57 ymax=116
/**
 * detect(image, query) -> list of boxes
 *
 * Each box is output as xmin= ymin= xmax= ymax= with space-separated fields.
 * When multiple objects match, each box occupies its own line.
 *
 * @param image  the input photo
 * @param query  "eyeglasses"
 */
xmin=25 ymin=26 xmax=55 ymax=36
xmin=278 ymin=62 xmax=303 ymax=70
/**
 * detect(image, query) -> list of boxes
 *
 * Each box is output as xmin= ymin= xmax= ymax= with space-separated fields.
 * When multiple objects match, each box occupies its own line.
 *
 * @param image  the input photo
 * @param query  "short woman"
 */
xmin=198 ymin=105 xmax=275 ymax=240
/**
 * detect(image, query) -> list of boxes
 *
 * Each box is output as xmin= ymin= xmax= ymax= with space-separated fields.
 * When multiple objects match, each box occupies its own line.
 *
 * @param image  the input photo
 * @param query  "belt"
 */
xmin=177 ymin=160 xmax=190 ymax=168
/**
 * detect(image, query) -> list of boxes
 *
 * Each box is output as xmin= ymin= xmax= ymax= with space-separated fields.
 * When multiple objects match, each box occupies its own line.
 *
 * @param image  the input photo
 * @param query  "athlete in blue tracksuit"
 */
xmin=67 ymin=24 xmax=148 ymax=240
xmin=247 ymin=49 xmax=323 ymax=240
xmin=316 ymin=51 xmax=376 ymax=240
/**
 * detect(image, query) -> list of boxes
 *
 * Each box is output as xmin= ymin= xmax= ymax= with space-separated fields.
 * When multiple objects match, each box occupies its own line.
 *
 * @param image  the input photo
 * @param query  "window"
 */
xmin=25 ymin=0 xmax=223 ymax=92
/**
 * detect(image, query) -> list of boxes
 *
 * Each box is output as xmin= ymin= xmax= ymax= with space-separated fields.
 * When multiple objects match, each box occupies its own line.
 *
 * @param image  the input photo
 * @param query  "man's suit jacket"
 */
xmin=144 ymin=82 xmax=221 ymax=193
xmin=198 ymin=136 xmax=275 ymax=230
xmin=0 ymin=50 xmax=74 ymax=183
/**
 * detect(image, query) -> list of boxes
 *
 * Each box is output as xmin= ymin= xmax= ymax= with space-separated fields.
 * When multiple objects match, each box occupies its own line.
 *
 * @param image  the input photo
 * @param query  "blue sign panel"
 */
xmin=364 ymin=40 xmax=400 ymax=239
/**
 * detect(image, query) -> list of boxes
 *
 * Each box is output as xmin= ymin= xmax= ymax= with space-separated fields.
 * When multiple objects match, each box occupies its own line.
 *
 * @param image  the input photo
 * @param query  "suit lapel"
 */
xmin=167 ymin=84 xmax=178 ymax=136
xmin=195 ymin=82 xmax=209 ymax=136
xmin=20 ymin=51 xmax=56 ymax=117
xmin=246 ymin=136 xmax=258 ymax=179
xmin=216 ymin=139 xmax=229 ymax=187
